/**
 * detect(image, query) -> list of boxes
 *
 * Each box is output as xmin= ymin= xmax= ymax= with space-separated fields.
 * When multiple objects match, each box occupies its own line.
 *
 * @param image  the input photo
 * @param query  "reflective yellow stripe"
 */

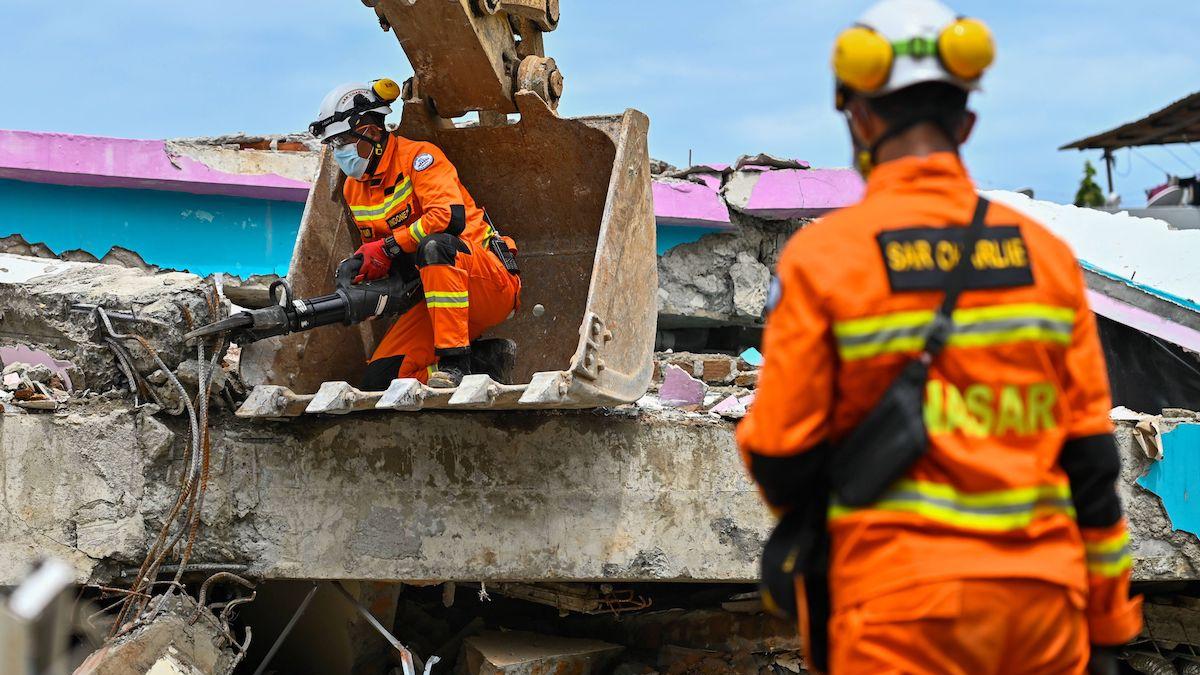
xmin=834 ymin=309 xmax=934 ymax=338
xmin=350 ymin=179 xmax=412 ymax=220
xmin=834 ymin=303 xmax=1076 ymax=361
xmin=426 ymin=290 xmax=469 ymax=309
xmin=1085 ymin=531 xmax=1132 ymax=577
xmin=829 ymin=479 xmax=1075 ymax=532
xmin=409 ymin=218 xmax=428 ymax=243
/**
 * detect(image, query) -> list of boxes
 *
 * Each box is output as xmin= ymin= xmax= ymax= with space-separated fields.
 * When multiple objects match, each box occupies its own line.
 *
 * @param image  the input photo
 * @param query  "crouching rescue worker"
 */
xmin=309 ymin=79 xmax=521 ymax=389
xmin=738 ymin=1 xmax=1142 ymax=673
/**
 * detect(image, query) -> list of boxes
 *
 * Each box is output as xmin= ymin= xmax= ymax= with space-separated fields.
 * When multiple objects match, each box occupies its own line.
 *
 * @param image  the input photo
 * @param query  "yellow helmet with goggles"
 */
xmin=832 ymin=0 xmax=994 ymax=109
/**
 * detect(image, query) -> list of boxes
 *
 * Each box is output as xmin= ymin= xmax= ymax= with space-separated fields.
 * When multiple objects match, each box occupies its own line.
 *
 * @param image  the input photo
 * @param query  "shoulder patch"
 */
xmin=413 ymin=152 xmax=435 ymax=172
xmin=764 ymin=275 xmax=783 ymax=318
xmin=876 ymin=225 xmax=1034 ymax=292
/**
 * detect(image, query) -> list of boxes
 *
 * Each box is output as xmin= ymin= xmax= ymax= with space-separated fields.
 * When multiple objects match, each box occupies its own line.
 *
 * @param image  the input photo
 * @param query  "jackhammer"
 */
xmin=184 ymin=256 xmax=423 ymax=344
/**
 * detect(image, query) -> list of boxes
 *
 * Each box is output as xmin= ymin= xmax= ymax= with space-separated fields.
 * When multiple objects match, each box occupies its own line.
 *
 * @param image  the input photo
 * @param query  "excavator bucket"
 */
xmin=237 ymin=93 xmax=657 ymax=416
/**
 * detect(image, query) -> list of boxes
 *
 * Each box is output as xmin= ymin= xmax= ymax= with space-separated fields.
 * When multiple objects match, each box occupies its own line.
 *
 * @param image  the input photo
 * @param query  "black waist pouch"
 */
xmin=830 ymin=197 xmax=990 ymax=508
xmin=830 ymin=358 xmax=931 ymax=507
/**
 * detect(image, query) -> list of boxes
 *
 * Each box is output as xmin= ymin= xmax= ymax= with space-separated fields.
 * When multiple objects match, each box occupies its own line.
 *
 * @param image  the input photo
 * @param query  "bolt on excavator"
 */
xmin=229 ymin=0 xmax=657 ymax=417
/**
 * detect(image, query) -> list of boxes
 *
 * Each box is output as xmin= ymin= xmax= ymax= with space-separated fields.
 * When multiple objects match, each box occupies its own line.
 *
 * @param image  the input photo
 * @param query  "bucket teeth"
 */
xmin=237 ymin=385 xmax=308 ymax=418
xmin=306 ymin=381 xmax=379 ymax=415
xmin=448 ymin=374 xmax=499 ymax=407
xmin=376 ymin=378 xmax=427 ymax=411
xmin=519 ymin=371 xmax=570 ymax=405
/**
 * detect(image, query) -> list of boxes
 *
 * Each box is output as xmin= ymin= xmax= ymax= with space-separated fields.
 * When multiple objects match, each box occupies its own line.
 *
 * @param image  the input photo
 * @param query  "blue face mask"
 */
xmin=334 ymin=143 xmax=370 ymax=179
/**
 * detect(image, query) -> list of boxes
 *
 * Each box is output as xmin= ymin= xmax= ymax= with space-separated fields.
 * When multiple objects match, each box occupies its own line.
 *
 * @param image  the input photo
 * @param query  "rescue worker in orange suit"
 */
xmin=738 ymin=1 xmax=1141 ymax=673
xmin=309 ymin=80 xmax=521 ymax=389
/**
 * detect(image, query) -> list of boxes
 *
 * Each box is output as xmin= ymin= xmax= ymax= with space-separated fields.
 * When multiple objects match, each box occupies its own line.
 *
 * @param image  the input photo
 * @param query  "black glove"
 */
xmin=1088 ymin=646 xmax=1120 ymax=675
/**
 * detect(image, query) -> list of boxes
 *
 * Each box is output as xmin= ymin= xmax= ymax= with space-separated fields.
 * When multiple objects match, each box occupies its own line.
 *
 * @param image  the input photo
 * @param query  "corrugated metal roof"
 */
xmin=1061 ymin=91 xmax=1200 ymax=150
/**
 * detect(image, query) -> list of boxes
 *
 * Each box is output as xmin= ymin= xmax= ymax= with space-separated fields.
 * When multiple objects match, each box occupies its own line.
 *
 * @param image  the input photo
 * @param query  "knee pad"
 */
xmin=417 ymin=233 xmax=468 ymax=267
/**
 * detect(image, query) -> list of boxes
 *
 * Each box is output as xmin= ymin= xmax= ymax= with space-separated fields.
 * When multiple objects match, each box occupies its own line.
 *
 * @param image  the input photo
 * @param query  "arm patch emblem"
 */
xmin=764 ymin=275 xmax=783 ymax=318
xmin=413 ymin=152 xmax=435 ymax=172
xmin=876 ymin=225 xmax=1034 ymax=291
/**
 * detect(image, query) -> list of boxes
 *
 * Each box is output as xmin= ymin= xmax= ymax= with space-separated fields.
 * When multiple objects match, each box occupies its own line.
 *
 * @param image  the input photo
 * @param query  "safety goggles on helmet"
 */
xmin=326 ymin=132 xmax=359 ymax=149
xmin=832 ymin=16 xmax=994 ymax=109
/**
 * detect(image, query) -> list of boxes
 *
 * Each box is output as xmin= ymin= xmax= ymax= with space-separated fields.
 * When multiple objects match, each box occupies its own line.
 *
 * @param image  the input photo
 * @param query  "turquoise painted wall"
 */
xmin=0 ymin=179 xmax=720 ymax=277
xmin=658 ymin=225 xmax=719 ymax=255
xmin=1138 ymin=423 xmax=1200 ymax=536
xmin=0 ymin=179 xmax=303 ymax=277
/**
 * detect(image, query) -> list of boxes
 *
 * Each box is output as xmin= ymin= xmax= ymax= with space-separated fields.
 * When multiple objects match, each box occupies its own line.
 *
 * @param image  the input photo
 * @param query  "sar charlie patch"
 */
xmin=876 ymin=225 xmax=1034 ymax=292
xmin=413 ymin=152 xmax=435 ymax=172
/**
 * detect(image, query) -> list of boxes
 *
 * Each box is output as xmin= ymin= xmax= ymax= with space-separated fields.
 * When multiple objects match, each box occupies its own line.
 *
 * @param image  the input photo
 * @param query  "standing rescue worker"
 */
xmin=738 ymin=1 xmax=1141 ymax=673
xmin=309 ymin=80 xmax=521 ymax=389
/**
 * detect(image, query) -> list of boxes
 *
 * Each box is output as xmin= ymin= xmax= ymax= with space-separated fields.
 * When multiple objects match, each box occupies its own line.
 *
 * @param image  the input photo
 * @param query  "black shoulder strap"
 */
xmin=922 ymin=196 xmax=990 ymax=359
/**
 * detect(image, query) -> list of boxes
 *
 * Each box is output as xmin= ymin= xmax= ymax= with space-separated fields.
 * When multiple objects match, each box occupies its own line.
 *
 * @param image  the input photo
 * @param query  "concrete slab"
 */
xmin=0 ymin=405 xmax=1193 ymax=585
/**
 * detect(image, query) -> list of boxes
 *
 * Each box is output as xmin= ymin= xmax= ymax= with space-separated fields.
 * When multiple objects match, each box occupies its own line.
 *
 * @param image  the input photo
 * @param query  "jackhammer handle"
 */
xmin=335 ymin=255 xmax=365 ymax=291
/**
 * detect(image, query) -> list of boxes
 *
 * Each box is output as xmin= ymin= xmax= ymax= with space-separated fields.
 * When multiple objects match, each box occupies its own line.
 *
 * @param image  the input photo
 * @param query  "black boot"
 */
xmin=469 ymin=338 xmax=517 ymax=384
xmin=428 ymin=352 xmax=472 ymax=388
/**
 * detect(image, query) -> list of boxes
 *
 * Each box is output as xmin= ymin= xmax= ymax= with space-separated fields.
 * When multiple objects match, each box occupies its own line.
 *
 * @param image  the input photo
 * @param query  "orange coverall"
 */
xmin=343 ymin=134 xmax=520 ymax=383
xmin=738 ymin=153 xmax=1142 ymax=673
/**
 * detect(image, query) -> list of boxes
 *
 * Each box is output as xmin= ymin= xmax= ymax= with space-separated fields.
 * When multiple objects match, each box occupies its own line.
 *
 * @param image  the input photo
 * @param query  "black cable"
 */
xmin=1133 ymin=148 xmax=1173 ymax=176
xmin=1162 ymin=144 xmax=1197 ymax=173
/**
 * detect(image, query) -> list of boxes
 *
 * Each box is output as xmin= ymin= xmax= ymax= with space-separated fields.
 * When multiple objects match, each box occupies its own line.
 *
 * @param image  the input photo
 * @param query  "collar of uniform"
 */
xmin=362 ymin=132 xmax=400 ymax=186
xmin=865 ymin=152 xmax=972 ymax=197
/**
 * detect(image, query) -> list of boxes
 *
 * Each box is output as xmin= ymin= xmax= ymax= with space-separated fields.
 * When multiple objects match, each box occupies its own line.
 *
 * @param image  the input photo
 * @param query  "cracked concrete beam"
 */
xmin=0 ymin=404 xmax=772 ymax=585
xmin=1 ymin=405 xmax=1195 ymax=586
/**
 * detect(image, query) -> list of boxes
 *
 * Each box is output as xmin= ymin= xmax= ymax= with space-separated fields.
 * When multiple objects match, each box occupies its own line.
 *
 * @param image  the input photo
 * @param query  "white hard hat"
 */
xmin=309 ymin=81 xmax=394 ymax=142
xmin=832 ymin=0 xmax=994 ymax=102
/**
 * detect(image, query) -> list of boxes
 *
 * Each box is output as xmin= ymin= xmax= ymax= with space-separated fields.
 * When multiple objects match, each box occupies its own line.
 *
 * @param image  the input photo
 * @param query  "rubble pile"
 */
xmin=0 ymin=252 xmax=224 ymax=407
xmin=635 ymin=351 xmax=759 ymax=419
xmin=75 ymin=593 xmax=245 ymax=675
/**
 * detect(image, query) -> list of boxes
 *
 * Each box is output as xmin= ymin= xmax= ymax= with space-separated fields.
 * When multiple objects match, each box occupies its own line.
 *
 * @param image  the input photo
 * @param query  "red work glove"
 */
xmin=353 ymin=238 xmax=393 ymax=283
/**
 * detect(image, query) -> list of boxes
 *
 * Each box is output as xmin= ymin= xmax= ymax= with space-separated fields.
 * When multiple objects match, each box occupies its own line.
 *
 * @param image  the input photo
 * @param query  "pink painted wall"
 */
xmin=0 ymin=130 xmax=310 ymax=202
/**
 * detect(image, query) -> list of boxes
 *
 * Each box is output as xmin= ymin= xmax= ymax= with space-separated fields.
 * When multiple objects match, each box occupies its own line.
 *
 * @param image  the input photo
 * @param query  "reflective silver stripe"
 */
xmin=424 ymin=294 xmax=469 ymax=304
xmin=1086 ymin=547 xmax=1131 ymax=565
xmin=836 ymin=316 xmax=1073 ymax=348
xmin=881 ymin=489 xmax=1075 ymax=516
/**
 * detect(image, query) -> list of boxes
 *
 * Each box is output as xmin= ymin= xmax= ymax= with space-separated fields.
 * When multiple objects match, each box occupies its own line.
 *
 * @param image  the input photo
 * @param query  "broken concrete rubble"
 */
xmin=659 ymin=364 xmax=708 ymax=408
xmin=75 ymin=594 xmax=240 ymax=675
xmin=658 ymin=225 xmax=793 ymax=329
xmin=0 ymin=252 xmax=217 ymax=399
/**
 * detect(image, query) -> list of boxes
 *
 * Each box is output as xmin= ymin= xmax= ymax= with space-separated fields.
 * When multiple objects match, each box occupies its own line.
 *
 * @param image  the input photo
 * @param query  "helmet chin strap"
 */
xmin=848 ymin=110 xmax=959 ymax=177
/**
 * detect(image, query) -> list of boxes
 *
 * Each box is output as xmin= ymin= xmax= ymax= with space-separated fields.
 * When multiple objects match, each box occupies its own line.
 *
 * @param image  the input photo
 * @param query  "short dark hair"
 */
xmin=866 ymin=82 xmax=969 ymax=137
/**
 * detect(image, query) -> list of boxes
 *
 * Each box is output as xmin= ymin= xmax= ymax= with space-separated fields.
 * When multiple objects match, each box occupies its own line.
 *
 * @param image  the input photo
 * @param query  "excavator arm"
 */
xmin=365 ymin=0 xmax=563 ymax=118
xmin=238 ymin=0 xmax=657 ymax=416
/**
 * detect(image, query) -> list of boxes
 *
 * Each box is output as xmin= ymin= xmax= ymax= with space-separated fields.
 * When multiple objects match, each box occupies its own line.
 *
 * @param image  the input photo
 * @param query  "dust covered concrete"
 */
xmin=2 ymin=404 xmax=1196 ymax=587
xmin=657 ymin=221 xmax=794 ymax=329
xmin=0 ymin=253 xmax=215 ymax=392
xmin=0 ymin=403 xmax=771 ymax=585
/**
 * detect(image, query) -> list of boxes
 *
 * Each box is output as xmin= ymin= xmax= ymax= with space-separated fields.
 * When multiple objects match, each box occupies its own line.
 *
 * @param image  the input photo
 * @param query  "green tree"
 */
xmin=1074 ymin=160 xmax=1105 ymax=207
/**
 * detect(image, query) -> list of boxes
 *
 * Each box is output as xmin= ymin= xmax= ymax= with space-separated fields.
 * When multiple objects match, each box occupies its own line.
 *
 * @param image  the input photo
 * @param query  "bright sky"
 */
xmin=4 ymin=1 xmax=1199 ymax=205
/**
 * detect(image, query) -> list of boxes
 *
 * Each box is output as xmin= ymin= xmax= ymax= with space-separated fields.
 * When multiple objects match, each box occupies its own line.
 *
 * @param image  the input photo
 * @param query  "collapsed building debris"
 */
xmin=76 ymin=593 xmax=246 ymax=675
xmin=0 ymin=253 xmax=218 ymax=398
xmin=2 ymin=139 xmax=1200 ymax=671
